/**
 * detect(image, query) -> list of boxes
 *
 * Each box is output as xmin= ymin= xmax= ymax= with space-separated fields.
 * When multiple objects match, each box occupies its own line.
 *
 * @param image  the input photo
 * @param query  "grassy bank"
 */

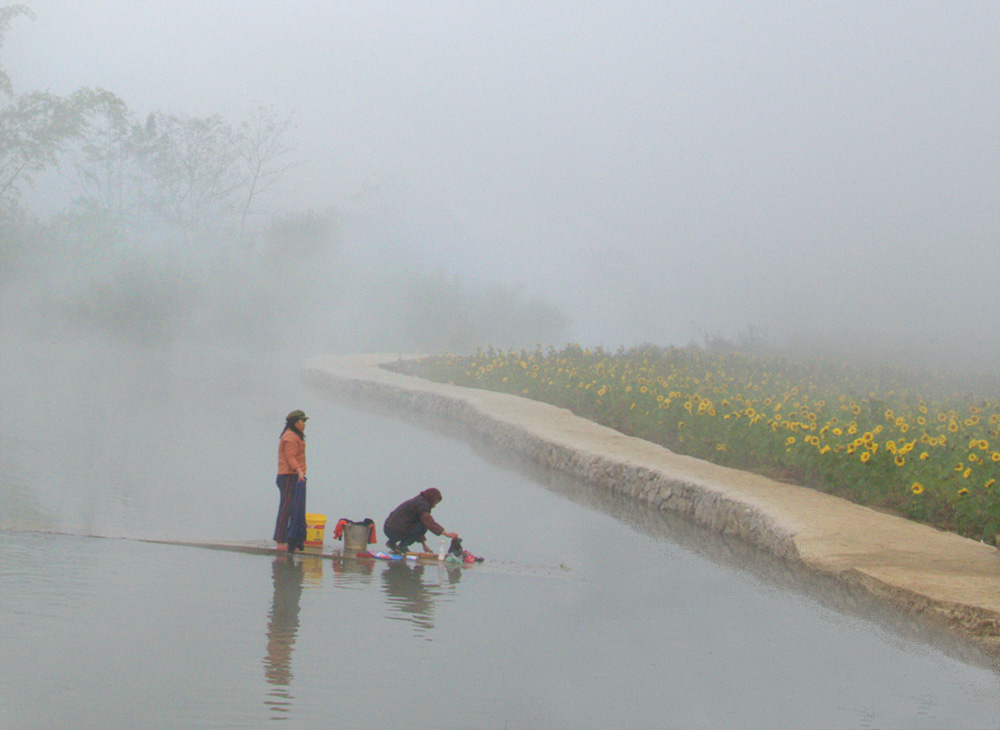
xmin=392 ymin=344 xmax=1000 ymax=543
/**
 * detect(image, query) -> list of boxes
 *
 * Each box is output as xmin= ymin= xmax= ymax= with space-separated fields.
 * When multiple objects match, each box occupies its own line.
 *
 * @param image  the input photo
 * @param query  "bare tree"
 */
xmin=143 ymin=111 xmax=244 ymax=240
xmin=233 ymin=105 xmax=299 ymax=244
xmin=58 ymin=104 xmax=300 ymax=246
xmin=65 ymin=96 xmax=161 ymax=243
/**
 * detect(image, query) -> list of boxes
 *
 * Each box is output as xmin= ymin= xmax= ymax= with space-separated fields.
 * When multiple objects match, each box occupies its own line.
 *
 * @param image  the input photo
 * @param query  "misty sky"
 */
xmin=7 ymin=2 xmax=999 ymax=356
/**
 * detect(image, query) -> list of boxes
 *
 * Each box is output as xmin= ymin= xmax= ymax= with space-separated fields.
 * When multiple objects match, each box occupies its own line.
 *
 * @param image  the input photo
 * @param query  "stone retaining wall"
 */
xmin=306 ymin=361 xmax=798 ymax=560
xmin=305 ymin=354 xmax=1000 ymax=663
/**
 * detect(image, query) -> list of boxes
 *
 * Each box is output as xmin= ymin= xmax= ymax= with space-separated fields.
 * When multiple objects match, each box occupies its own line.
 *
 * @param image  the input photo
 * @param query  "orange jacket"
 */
xmin=277 ymin=429 xmax=306 ymax=475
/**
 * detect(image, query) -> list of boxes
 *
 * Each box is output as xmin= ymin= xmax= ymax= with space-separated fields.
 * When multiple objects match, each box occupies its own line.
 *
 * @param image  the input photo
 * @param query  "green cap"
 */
xmin=286 ymin=410 xmax=308 ymax=422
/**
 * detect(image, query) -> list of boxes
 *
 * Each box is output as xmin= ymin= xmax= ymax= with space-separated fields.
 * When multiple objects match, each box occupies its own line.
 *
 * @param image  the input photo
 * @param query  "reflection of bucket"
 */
xmin=343 ymin=523 xmax=369 ymax=552
xmin=304 ymin=513 xmax=327 ymax=550
xmin=299 ymin=555 xmax=324 ymax=586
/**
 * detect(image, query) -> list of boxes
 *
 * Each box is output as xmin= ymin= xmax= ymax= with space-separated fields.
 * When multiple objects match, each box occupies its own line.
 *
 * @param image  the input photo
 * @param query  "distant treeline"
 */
xmin=0 ymin=4 xmax=568 ymax=350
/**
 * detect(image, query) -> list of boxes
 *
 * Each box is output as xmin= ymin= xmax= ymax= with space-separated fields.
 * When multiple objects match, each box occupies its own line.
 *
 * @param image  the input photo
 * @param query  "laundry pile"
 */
xmin=444 ymin=537 xmax=484 ymax=564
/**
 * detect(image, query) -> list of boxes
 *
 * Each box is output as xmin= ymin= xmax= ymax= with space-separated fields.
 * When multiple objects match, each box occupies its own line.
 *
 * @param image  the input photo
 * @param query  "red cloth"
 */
xmin=332 ymin=518 xmax=349 ymax=539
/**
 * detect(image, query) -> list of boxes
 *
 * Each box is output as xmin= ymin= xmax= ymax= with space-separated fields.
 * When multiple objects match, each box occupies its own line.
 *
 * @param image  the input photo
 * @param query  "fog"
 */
xmin=5 ymin=9 xmax=1000 ymax=723
xmin=3 ymin=2 xmax=998 ymax=370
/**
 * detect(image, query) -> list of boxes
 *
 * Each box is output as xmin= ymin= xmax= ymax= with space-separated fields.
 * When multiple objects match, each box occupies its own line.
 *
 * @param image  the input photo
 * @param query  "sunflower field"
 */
xmin=394 ymin=344 xmax=1000 ymax=542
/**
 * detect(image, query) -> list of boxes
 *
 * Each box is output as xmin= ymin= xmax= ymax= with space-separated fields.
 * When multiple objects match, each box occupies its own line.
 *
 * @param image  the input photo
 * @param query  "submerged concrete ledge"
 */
xmin=305 ymin=353 xmax=1000 ymax=656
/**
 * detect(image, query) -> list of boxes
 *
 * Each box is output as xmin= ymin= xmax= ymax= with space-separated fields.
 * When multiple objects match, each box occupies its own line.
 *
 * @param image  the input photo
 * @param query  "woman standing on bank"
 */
xmin=274 ymin=410 xmax=308 ymax=551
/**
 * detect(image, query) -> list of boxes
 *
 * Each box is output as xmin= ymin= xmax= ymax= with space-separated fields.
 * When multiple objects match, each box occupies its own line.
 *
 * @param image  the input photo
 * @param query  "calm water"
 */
xmin=1 ymin=336 xmax=999 ymax=729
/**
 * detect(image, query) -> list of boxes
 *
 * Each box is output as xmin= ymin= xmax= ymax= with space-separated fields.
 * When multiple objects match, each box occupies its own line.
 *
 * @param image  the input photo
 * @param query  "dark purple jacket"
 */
xmin=384 ymin=493 xmax=444 ymax=536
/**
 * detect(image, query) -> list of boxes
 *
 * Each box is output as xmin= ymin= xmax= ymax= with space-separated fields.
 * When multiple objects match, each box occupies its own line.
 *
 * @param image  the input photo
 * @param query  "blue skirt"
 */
xmin=273 ymin=475 xmax=307 ymax=549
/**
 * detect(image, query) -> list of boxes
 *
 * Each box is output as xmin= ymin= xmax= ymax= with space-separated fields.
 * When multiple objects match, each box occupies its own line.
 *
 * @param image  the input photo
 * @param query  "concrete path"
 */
xmin=305 ymin=354 xmax=1000 ymax=657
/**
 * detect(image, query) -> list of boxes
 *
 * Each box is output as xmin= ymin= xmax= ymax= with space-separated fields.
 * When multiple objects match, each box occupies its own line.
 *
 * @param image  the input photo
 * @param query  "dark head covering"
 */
xmin=283 ymin=410 xmax=308 ymax=439
xmin=420 ymin=487 xmax=442 ymax=505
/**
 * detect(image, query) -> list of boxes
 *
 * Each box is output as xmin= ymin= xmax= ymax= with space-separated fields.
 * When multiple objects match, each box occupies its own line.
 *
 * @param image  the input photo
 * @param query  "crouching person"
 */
xmin=383 ymin=487 xmax=458 ymax=554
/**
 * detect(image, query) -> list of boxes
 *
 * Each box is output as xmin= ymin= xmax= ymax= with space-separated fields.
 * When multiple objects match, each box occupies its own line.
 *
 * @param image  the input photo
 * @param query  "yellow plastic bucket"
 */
xmin=304 ymin=513 xmax=327 ymax=550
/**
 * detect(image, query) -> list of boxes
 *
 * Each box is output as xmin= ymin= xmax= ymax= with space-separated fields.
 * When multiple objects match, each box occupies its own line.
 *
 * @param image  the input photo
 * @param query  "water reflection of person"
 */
xmin=380 ymin=560 xmax=463 ymax=633
xmin=382 ymin=561 xmax=435 ymax=632
xmin=263 ymin=554 xmax=304 ymax=717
